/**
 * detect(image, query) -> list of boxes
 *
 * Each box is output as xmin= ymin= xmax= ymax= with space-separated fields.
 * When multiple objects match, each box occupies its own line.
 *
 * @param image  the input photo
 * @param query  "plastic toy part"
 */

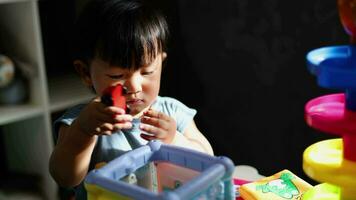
xmin=306 ymin=45 xmax=356 ymax=88
xmin=85 ymin=140 xmax=235 ymax=200
xmin=305 ymin=93 xmax=356 ymax=161
xmin=338 ymin=0 xmax=356 ymax=42
xmin=101 ymin=84 xmax=127 ymax=111
xmin=304 ymin=94 xmax=356 ymax=199
xmin=303 ymin=139 xmax=356 ymax=200
xmin=303 ymin=139 xmax=356 ymax=186
xmin=303 ymin=1 xmax=356 ymax=199
xmin=306 ymin=45 xmax=356 ymax=110
xmin=302 ymin=183 xmax=340 ymax=200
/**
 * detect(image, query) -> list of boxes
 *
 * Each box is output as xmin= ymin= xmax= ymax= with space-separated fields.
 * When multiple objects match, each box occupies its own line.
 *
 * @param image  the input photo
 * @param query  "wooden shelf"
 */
xmin=0 ymin=0 xmax=34 ymax=4
xmin=0 ymin=104 xmax=42 ymax=125
xmin=0 ymin=0 xmax=59 ymax=198
xmin=48 ymin=73 xmax=94 ymax=112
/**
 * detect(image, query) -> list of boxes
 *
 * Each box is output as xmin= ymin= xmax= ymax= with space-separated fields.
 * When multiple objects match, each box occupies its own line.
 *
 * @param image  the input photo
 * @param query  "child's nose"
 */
xmin=124 ymin=74 xmax=142 ymax=94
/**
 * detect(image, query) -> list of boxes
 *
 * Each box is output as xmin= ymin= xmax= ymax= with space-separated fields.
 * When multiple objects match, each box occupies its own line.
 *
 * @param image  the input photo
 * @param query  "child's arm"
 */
xmin=49 ymin=97 xmax=133 ymax=187
xmin=49 ymin=121 xmax=97 ymax=187
xmin=140 ymin=109 xmax=214 ymax=155
xmin=172 ymin=120 xmax=214 ymax=155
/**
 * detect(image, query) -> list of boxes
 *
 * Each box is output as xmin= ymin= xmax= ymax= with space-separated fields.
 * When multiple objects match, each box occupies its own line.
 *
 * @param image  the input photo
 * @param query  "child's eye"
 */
xmin=142 ymin=71 xmax=153 ymax=75
xmin=107 ymin=74 xmax=124 ymax=79
xmin=142 ymin=71 xmax=154 ymax=75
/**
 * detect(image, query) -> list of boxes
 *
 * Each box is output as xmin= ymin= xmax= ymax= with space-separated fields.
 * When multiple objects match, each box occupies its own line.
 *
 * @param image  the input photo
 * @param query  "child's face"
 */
xmin=85 ymin=53 xmax=166 ymax=115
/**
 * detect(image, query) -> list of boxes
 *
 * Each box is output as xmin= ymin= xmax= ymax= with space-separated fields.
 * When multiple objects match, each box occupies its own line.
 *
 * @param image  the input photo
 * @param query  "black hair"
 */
xmin=72 ymin=0 xmax=169 ymax=69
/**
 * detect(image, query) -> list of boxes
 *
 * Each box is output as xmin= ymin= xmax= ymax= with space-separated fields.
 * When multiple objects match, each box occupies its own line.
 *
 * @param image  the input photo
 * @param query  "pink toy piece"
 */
xmin=305 ymin=93 xmax=356 ymax=161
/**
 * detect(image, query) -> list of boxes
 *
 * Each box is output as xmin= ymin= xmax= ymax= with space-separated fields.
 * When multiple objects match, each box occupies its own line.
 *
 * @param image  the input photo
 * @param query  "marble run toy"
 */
xmin=303 ymin=0 xmax=356 ymax=199
xmin=84 ymin=140 xmax=235 ymax=200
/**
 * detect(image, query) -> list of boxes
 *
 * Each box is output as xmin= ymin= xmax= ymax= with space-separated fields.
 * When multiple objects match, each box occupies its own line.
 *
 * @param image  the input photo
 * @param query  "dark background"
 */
xmin=38 ymin=0 xmax=348 ymax=183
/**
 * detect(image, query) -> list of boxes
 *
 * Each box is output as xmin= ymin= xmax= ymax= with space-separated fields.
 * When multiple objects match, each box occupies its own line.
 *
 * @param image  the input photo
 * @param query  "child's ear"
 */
xmin=74 ymin=60 xmax=93 ymax=87
xmin=161 ymin=52 xmax=168 ymax=68
xmin=162 ymin=52 xmax=167 ymax=61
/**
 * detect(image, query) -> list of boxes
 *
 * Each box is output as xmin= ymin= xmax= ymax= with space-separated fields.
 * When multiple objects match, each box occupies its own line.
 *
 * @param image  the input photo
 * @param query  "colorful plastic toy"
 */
xmin=303 ymin=0 xmax=356 ymax=199
xmin=85 ymin=140 xmax=235 ymax=200
xmin=101 ymin=83 xmax=127 ymax=111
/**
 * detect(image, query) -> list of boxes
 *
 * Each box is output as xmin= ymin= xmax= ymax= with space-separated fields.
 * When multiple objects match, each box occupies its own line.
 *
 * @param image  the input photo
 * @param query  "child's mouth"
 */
xmin=127 ymin=99 xmax=144 ymax=105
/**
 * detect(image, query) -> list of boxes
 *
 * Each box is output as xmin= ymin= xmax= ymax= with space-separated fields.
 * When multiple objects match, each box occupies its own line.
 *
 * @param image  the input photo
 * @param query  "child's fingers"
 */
xmin=97 ymin=105 xmax=125 ymax=116
xmin=114 ymin=114 xmax=133 ymax=123
xmin=140 ymin=116 xmax=169 ymax=131
xmin=139 ymin=123 xmax=165 ymax=139
xmin=101 ymin=130 xmax=113 ymax=135
xmin=105 ymin=106 xmax=126 ymax=115
xmin=94 ymin=101 xmax=112 ymax=115
xmin=94 ymin=97 xmax=125 ymax=114
xmin=143 ymin=109 xmax=170 ymax=121
xmin=95 ymin=123 xmax=114 ymax=135
xmin=92 ymin=96 xmax=102 ymax=102
xmin=95 ymin=103 xmax=131 ymax=122
xmin=96 ymin=112 xmax=118 ymax=124
xmin=140 ymin=133 xmax=156 ymax=141
xmin=113 ymin=122 xmax=132 ymax=131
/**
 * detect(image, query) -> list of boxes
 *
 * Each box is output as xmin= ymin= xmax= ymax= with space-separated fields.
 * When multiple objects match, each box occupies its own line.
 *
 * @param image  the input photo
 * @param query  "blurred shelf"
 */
xmin=0 ymin=104 xmax=42 ymax=125
xmin=0 ymin=0 xmax=60 ymax=198
xmin=0 ymin=0 xmax=34 ymax=4
xmin=48 ymin=73 xmax=94 ymax=113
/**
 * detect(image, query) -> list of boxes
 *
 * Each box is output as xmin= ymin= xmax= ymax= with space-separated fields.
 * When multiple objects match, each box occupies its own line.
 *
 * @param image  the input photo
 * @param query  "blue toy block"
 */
xmin=85 ymin=140 xmax=235 ymax=200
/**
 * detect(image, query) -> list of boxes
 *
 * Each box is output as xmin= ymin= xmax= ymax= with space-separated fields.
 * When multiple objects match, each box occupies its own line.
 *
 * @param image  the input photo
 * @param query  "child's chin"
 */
xmin=128 ymin=107 xmax=143 ymax=116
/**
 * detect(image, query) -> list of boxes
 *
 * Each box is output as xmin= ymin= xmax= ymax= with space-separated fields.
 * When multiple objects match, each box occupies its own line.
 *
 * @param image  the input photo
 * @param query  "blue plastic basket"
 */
xmin=85 ymin=140 xmax=235 ymax=200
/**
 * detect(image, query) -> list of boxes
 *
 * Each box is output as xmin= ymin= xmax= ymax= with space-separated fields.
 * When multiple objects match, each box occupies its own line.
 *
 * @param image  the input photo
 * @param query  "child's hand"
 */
xmin=139 ymin=109 xmax=177 ymax=144
xmin=76 ymin=97 xmax=133 ymax=136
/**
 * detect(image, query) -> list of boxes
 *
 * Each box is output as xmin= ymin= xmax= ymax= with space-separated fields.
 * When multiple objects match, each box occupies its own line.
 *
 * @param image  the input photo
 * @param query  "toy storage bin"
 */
xmin=85 ymin=140 xmax=235 ymax=200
